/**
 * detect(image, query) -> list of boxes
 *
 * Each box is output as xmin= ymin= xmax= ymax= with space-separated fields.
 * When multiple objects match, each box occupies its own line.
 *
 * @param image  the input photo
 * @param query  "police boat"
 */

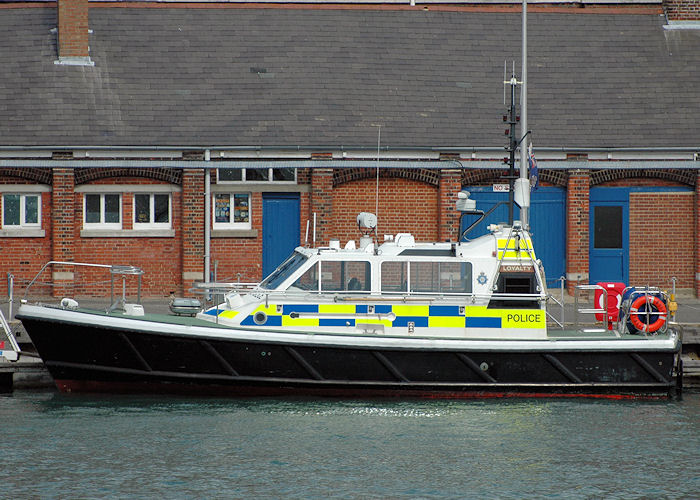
xmin=16 ymin=191 xmax=682 ymax=398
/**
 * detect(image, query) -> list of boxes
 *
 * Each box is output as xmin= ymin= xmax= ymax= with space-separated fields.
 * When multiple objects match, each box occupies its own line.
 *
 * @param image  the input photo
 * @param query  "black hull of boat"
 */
xmin=19 ymin=316 xmax=680 ymax=399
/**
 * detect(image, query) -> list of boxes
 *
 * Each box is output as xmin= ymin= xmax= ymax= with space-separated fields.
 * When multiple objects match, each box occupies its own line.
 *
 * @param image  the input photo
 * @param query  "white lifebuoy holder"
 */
xmin=598 ymin=292 xmax=622 ymax=312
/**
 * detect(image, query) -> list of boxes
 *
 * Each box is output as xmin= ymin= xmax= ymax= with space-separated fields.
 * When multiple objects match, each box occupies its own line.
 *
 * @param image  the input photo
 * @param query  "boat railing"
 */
xmin=545 ymin=280 xmax=680 ymax=337
xmin=191 ymin=281 xmax=260 ymax=295
xmin=545 ymin=276 xmax=567 ymax=328
xmin=616 ymin=287 xmax=671 ymax=336
xmin=20 ymin=261 xmax=145 ymax=312
xmin=545 ymin=282 xmax=610 ymax=332
xmin=190 ymin=281 xmax=261 ymax=310
xmin=193 ymin=283 xmax=545 ymax=305
xmin=573 ymin=284 xmax=609 ymax=329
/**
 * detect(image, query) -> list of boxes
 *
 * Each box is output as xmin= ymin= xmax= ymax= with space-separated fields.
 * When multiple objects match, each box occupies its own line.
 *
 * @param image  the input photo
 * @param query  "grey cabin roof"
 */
xmin=1 ymin=4 xmax=699 ymax=150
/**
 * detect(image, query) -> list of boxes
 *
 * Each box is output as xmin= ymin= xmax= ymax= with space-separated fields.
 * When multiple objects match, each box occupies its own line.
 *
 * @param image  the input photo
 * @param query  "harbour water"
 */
xmin=2 ymin=390 xmax=699 ymax=499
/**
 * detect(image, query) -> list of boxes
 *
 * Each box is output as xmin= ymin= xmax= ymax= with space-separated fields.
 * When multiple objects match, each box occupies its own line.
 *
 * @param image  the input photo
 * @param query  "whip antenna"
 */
xmin=371 ymin=124 xmax=381 ymax=233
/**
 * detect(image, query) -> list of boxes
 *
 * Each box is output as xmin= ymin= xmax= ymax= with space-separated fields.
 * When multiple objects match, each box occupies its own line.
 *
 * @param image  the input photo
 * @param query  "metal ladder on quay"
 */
xmin=0 ymin=306 xmax=20 ymax=361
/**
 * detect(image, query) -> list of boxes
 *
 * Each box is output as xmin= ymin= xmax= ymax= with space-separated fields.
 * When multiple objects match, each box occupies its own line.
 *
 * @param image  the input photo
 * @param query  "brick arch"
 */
xmin=74 ymin=168 xmax=182 ymax=185
xmin=461 ymin=168 xmax=502 ymax=186
xmin=539 ymin=170 xmax=568 ymax=187
xmin=333 ymin=168 xmax=440 ymax=187
xmin=0 ymin=168 xmax=52 ymax=185
xmin=590 ymin=169 xmax=695 ymax=187
xmin=461 ymin=168 xmax=567 ymax=188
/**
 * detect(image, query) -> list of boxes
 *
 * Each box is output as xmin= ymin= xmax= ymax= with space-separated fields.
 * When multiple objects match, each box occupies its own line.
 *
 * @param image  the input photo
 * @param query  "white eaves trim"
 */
xmin=75 ymin=184 xmax=182 ymax=193
xmin=0 ymin=185 xmax=51 ymax=193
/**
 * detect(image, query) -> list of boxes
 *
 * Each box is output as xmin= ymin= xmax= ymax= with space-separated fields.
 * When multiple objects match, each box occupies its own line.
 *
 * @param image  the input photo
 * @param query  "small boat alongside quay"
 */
xmin=14 ymin=194 xmax=683 ymax=399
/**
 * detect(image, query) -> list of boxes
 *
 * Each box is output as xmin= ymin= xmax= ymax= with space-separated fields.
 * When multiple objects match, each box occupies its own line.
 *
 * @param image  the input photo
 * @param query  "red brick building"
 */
xmin=1 ymin=0 xmax=699 ymax=298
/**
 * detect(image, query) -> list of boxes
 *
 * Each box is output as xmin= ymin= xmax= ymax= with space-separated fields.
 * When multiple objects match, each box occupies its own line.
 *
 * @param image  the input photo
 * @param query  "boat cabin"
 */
xmin=201 ymin=219 xmax=548 ymax=340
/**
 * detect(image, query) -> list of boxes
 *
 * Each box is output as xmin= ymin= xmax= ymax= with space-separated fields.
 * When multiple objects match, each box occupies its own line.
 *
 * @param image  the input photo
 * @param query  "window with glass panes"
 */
xmin=213 ymin=193 xmax=251 ymax=229
xmin=217 ymin=167 xmax=295 ymax=183
xmin=134 ymin=194 xmax=170 ymax=227
xmin=84 ymin=194 xmax=121 ymax=228
xmin=2 ymin=193 xmax=40 ymax=227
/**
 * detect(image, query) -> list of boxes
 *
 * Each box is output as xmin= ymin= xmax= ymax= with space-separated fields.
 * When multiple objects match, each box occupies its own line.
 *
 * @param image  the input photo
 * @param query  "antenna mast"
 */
xmin=503 ymin=64 xmax=520 ymax=226
xmin=502 ymin=0 xmax=529 ymax=228
xmin=520 ymin=0 xmax=529 ymax=229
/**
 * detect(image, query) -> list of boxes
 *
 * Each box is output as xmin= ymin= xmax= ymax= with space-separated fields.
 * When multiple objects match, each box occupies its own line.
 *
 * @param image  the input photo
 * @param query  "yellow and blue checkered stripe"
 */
xmin=497 ymin=238 xmax=536 ymax=260
xmin=206 ymin=303 xmax=545 ymax=329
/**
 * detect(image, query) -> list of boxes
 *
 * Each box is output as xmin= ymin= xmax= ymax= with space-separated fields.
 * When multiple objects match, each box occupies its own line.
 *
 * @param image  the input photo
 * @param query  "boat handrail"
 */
xmin=574 ymin=284 xmax=608 ymax=329
xmin=204 ymin=288 xmax=544 ymax=304
xmin=191 ymin=282 xmax=260 ymax=294
xmin=545 ymin=276 xmax=567 ymax=328
xmin=23 ymin=261 xmax=144 ymax=303
xmin=187 ymin=277 xmax=548 ymax=304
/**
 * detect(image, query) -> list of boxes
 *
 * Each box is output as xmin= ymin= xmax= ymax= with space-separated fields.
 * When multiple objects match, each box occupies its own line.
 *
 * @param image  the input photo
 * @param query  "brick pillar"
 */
xmin=566 ymin=169 xmax=590 ymax=295
xmin=437 ymin=169 xmax=462 ymax=242
xmin=181 ymin=169 xmax=204 ymax=295
xmin=51 ymin=167 xmax=75 ymax=297
xmin=310 ymin=168 xmax=333 ymax=246
xmin=57 ymin=0 xmax=91 ymax=62
xmin=664 ymin=0 xmax=700 ymax=20
xmin=695 ymin=172 xmax=700 ymax=297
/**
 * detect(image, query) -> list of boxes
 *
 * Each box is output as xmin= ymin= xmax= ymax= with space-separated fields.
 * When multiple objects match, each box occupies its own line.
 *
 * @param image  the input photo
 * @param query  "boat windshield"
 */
xmin=260 ymin=252 xmax=309 ymax=290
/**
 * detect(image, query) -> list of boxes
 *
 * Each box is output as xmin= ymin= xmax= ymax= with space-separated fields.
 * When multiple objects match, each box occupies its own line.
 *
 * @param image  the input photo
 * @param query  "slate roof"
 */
xmin=1 ymin=5 xmax=699 ymax=149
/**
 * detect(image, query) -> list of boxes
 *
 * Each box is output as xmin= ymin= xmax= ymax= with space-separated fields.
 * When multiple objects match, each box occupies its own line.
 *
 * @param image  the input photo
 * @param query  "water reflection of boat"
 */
xmin=16 ymin=195 xmax=682 ymax=399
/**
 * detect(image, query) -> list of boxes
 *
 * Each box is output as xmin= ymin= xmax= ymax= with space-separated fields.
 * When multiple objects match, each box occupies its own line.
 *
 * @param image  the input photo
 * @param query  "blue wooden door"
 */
xmin=262 ymin=193 xmax=300 ymax=278
xmin=589 ymin=188 xmax=629 ymax=284
xmin=461 ymin=186 xmax=566 ymax=285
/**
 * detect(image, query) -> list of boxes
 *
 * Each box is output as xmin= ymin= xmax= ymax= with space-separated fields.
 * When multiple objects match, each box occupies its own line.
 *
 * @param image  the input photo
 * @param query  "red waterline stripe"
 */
xmin=55 ymin=379 xmax=666 ymax=401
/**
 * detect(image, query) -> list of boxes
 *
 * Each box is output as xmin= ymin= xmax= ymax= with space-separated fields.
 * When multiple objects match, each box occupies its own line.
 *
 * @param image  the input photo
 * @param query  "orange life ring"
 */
xmin=629 ymin=295 xmax=667 ymax=333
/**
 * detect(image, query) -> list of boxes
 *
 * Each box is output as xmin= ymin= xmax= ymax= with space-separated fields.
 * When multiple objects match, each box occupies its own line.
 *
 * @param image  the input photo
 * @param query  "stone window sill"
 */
xmin=212 ymin=229 xmax=258 ymax=238
xmin=0 ymin=228 xmax=46 ymax=238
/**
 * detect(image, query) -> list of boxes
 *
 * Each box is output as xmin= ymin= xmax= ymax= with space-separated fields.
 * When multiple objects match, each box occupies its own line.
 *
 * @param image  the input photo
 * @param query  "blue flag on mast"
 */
xmin=528 ymin=143 xmax=539 ymax=192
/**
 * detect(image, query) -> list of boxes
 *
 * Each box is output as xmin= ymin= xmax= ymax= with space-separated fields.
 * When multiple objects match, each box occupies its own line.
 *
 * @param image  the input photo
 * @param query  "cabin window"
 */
xmin=2 ymin=193 xmax=41 ymax=228
xmin=409 ymin=262 xmax=471 ymax=293
xmin=381 ymin=261 xmax=407 ymax=292
xmin=321 ymin=261 xmax=371 ymax=292
xmin=290 ymin=262 xmax=319 ymax=291
xmin=213 ymin=193 xmax=251 ymax=229
xmin=261 ymin=251 xmax=309 ymax=289
xmin=84 ymin=194 xmax=121 ymax=229
xmin=134 ymin=194 xmax=171 ymax=228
